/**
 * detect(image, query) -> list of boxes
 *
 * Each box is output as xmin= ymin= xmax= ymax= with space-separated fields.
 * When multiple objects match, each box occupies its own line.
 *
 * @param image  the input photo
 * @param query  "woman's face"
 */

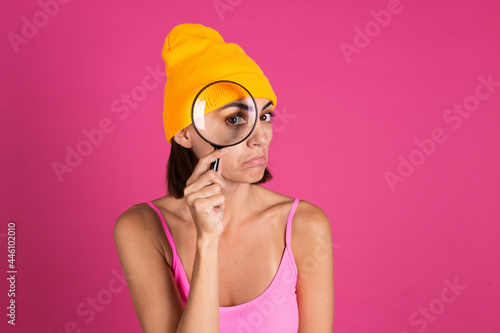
xmin=188 ymin=98 xmax=274 ymax=184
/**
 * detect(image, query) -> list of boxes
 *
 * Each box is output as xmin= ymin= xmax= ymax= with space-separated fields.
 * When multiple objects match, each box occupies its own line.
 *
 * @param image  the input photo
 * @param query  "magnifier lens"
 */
xmin=192 ymin=81 xmax=257 ymax=148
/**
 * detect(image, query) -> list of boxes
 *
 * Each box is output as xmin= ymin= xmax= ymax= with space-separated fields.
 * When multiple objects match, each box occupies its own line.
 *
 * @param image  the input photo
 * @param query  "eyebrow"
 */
xmin=217 ymin=100 xmax=274 ymax=112
xmin=261 ymin=101 xmax=274 ymax=112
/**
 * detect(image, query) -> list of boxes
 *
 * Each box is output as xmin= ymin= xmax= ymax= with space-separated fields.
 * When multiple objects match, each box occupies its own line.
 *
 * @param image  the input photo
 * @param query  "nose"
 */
xmin=246 ymin=117 xmax=269 ymax=147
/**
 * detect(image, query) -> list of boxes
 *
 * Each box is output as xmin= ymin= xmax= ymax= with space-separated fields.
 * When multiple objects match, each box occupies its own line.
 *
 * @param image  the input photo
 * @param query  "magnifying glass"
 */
xmin=190 ymin=80 xmax=258 ymax=172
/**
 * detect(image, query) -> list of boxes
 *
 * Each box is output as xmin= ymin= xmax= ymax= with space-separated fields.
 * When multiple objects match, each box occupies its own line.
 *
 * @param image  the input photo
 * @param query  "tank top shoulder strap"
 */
xmin=145 ymin=201 xmax=179 ymax=271
xmin=285 ymin=198 xmax=300 ymax=277
xmin=285 ymin=198 xmax=300 ymax=246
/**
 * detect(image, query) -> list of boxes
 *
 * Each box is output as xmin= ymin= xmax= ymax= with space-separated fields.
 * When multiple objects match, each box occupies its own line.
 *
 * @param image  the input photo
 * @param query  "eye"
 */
xmin=226 ymin=114 xmax=247 ymax=125
xmin=260 ymin=112 xmax=274 ymax=122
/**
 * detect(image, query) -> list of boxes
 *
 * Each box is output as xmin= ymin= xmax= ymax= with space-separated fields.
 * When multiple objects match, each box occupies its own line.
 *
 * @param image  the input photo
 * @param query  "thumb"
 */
xmin=217 ymin=147 xmax=229 ymax=175
xmin=218 ymin=156 xmax=223 ymax=175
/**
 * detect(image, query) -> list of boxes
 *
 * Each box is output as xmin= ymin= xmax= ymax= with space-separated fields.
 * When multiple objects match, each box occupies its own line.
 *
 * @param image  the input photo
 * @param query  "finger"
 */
xmin=213 ymin=199 xmax=225 ymax=213
xmin=184 ymin=170 xmax=226 ymax=196
xmin=192 ymin=194 xmax=225 ymax=215
xmin=187 ymin=148 xmax=229 ymax=185
xmin=192 ymin=148 xmax=228 ymax=179
xmin=186 ymin=183 xmax=222 ymax=203
xmin=218 ymin=154 xmax=223 ymax=175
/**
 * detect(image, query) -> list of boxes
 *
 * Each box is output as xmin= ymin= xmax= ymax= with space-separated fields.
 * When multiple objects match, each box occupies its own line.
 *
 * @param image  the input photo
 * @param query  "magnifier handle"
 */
xmin=210 ymin=147 xmax=220 ymax=172
xmin=210 ymin=158 xmax=220 ymax=172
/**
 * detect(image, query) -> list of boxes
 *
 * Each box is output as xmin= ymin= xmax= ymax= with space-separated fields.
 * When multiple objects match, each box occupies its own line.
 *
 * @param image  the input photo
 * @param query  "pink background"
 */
xmin=1 ymin=0 xmax=499 ymax=332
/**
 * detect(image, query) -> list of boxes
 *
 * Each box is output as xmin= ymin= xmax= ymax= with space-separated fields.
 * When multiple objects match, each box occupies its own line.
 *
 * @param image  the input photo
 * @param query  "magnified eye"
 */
xmin=226 ymin=114 xmax=247 ymax=125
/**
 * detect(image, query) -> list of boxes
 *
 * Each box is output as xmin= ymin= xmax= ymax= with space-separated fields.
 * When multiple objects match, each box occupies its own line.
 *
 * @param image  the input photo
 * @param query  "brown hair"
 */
xmin=166 ymin=138 xmax=273 ymax=198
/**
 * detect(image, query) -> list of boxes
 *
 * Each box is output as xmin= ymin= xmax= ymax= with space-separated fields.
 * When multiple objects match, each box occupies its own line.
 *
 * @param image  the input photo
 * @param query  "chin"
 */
xmin=227 ymin=167 xmax=266 ymax=184
xmin=248 ymin=167 xmax=267 ymax=183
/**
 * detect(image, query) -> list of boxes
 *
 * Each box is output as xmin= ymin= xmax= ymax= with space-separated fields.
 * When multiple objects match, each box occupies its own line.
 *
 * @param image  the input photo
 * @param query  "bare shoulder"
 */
xmin=113 ymin=202 xmax=165 ymax=250
xmin=114 ymin=203 xmax=156 ymax=234
xmin=294 ymin=200 xmax=331 ymax=233
xmin=291 ymin=200 xmax=332 ymax=257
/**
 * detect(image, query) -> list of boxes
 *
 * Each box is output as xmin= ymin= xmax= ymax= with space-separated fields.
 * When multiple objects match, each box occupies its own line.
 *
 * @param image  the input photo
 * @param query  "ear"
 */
xmin=173 ymin=127 xmax=193 ymax=148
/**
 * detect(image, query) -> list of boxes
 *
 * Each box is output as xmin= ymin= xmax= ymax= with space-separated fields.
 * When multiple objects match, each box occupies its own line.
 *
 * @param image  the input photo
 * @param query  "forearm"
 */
xmin=176 ymin=237 xmax=220 ymax=333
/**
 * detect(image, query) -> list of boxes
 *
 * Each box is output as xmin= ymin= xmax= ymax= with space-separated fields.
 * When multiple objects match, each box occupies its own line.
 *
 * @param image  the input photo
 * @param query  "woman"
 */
xmin=113 ymin=23 xmax=334 ymax=332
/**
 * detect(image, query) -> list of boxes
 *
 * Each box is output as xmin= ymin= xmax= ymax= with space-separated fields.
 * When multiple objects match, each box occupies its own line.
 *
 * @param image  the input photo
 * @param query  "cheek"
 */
xmin=267 ymin=125 xmax=273 ymax=142
xmin=220 ymin=147 xmax=243 ymax=166
xmin=191 ymin=137 xmax=215 ymax=160
xmin=217 ymin=145 xmax=247 ymax=172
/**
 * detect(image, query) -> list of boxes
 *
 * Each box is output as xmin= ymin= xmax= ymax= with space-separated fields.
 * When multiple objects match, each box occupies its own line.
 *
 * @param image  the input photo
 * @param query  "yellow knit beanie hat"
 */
xmin=161 ymin=23 xmax=277 ymax=144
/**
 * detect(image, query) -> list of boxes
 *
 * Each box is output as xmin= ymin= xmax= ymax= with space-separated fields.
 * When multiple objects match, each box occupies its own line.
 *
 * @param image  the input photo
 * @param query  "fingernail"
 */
xmin=221 ymin=148 xmax=228 ymax=152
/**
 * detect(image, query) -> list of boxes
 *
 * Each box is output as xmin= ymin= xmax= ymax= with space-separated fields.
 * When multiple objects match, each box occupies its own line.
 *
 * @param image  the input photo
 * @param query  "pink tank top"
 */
xmin=146 ymin=198 xmax=300 ymax=332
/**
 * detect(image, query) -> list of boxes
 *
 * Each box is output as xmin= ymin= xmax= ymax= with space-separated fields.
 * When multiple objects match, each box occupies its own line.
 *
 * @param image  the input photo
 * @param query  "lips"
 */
xmin=244 ymin=155 xmax=267 ymax=167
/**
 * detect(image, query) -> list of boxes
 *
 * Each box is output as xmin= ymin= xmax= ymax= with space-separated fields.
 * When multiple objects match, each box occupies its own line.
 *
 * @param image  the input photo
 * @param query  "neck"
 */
xmin=219 ymin=181 xmax=257 ymax=227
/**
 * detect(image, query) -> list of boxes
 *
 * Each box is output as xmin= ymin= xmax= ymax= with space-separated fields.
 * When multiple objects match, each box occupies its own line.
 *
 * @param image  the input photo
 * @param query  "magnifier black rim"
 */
xmin=190 ymin=79 xmax=259 ymax=149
